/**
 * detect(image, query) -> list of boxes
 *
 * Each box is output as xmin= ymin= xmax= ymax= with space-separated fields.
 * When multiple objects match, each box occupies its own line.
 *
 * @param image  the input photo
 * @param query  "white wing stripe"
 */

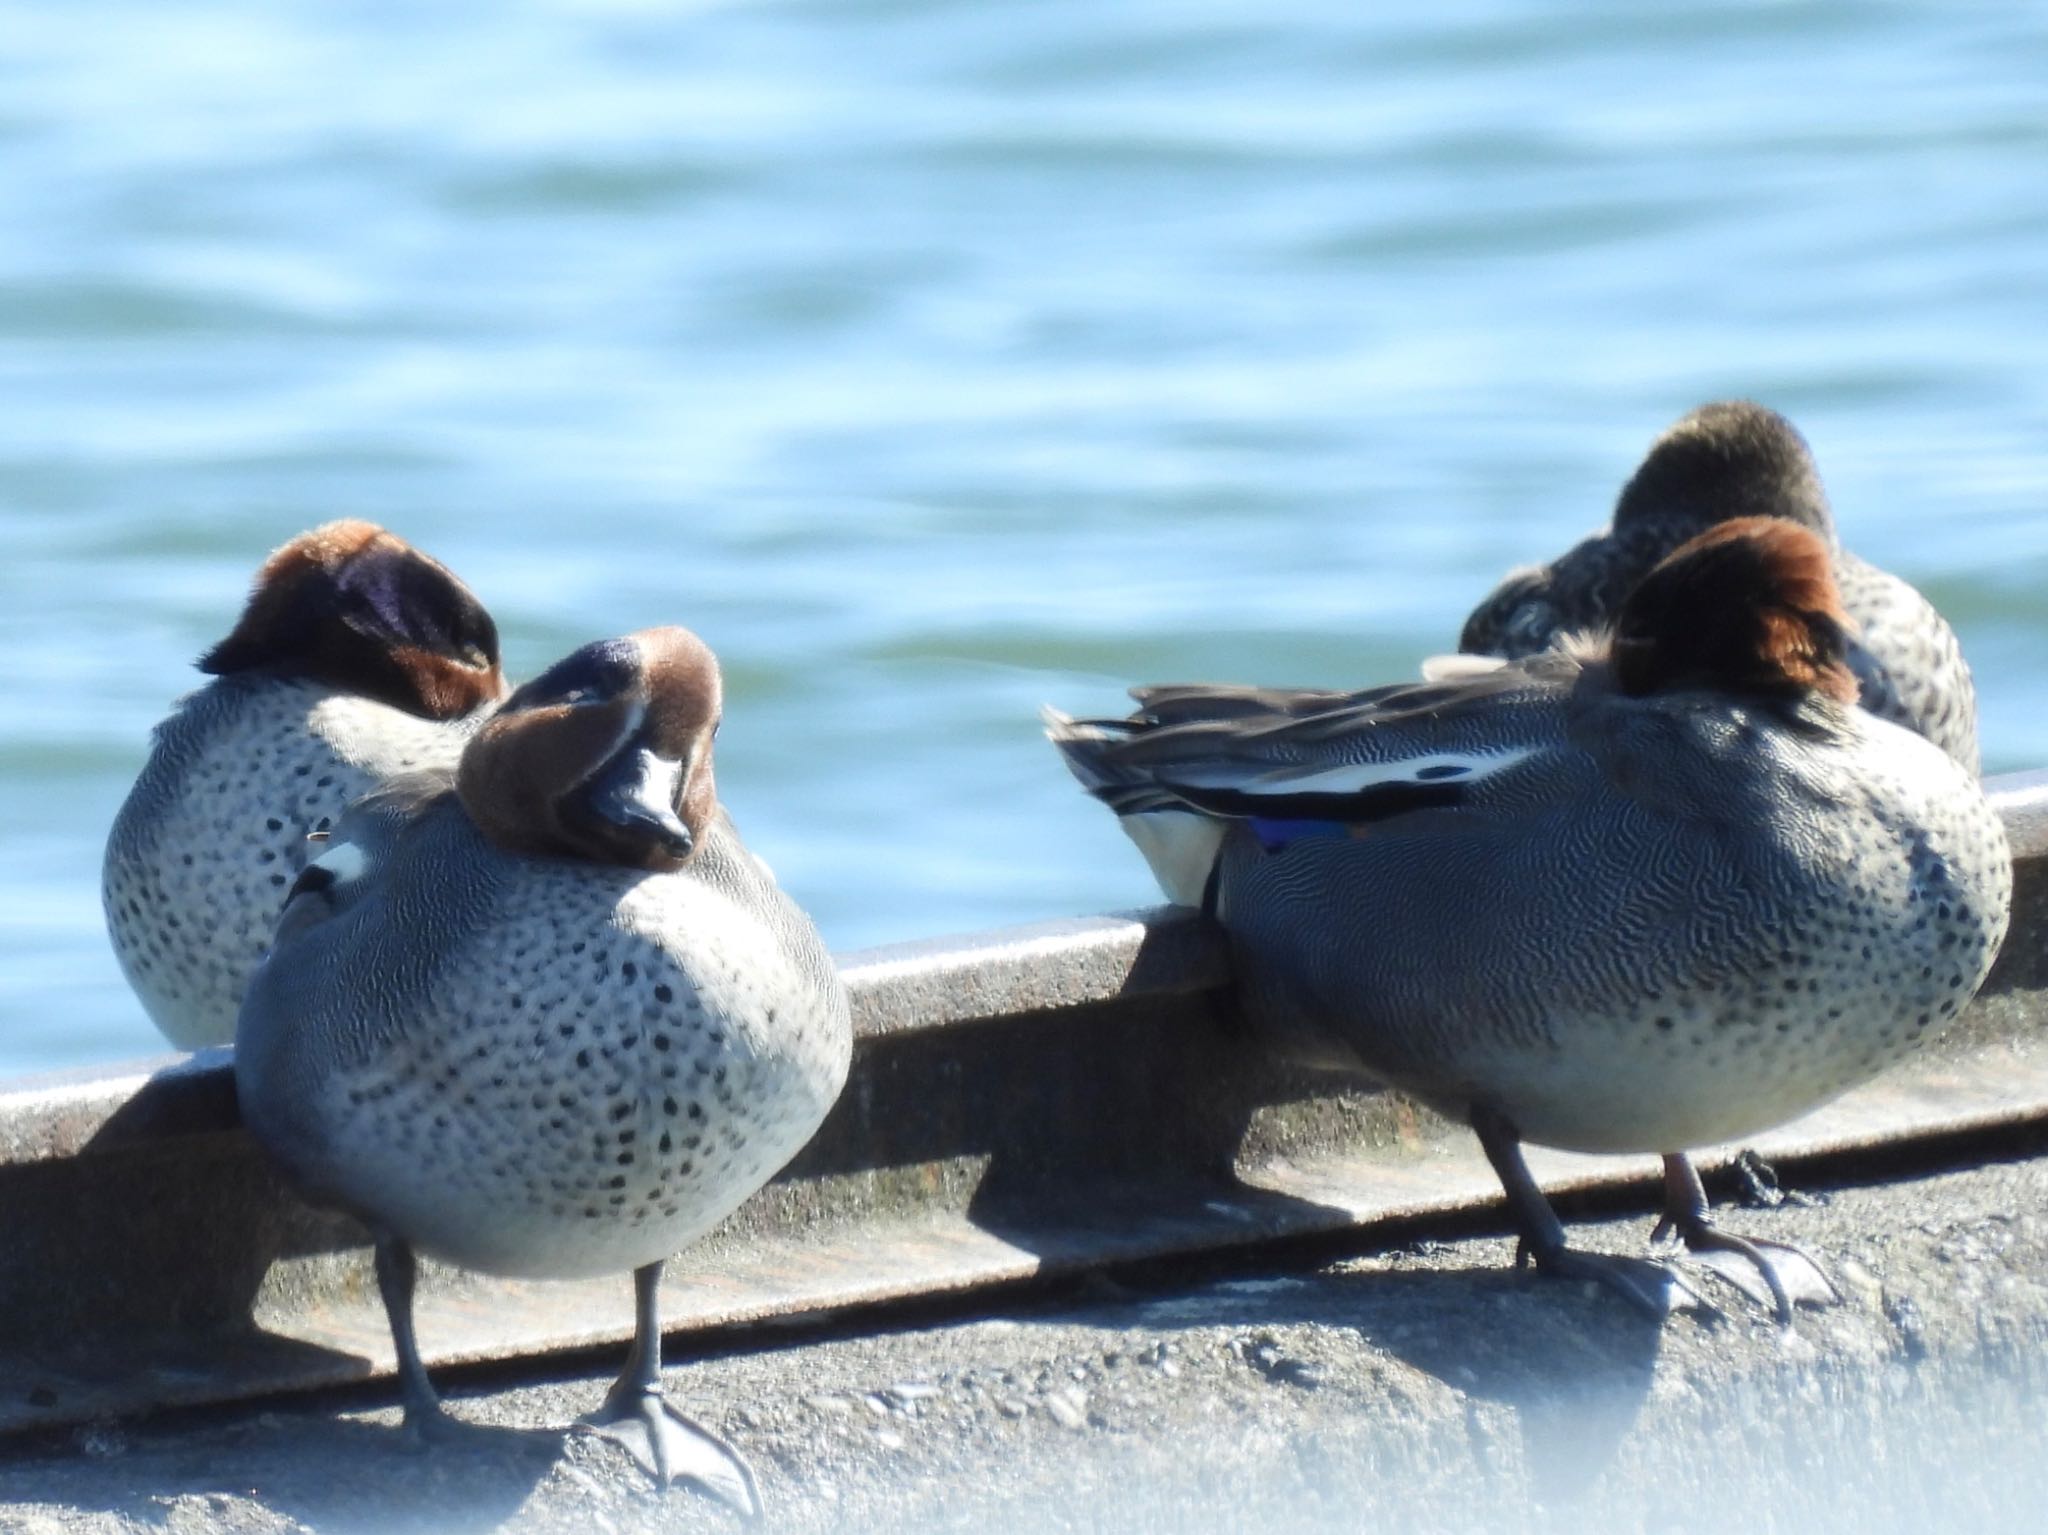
xmin=1180 ymin=746 xmax=1537 ymax=798
xmin=309 ymin=840 xmax=371 ymax=886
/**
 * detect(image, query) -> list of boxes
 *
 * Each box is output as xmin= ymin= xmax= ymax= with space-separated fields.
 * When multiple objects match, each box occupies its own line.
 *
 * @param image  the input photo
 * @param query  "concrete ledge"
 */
xmin=4 ymin=1150 xmax=2047 ymax=1535
xmin=1 ymin=772 xmax=2044 ymax=1434
xmin=0 ymin=906 xmax=1229 ymax=1166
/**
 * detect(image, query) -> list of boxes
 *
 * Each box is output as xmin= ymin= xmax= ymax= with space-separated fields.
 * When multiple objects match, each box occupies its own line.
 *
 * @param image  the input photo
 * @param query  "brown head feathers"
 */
xmin=456 ymin=628 xmax=723 ymax=873
xmin=201 ymin=520 xmax=506 ymax=721
xmin=1610 ymin=517 xmax=1860 ymax=706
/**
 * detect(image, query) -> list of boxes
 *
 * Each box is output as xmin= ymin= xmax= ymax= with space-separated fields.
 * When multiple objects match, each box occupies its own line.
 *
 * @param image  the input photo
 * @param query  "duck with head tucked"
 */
xmin=235 ymin=626 xmax=851 ymax=1513
xmin=104 ymin=521 xmax=507 ymax=1049
xmin=1050 ymin=519 xmax=2010 ymax=1320
xmin=1459 ymin=401 xmax=1980 ymax=774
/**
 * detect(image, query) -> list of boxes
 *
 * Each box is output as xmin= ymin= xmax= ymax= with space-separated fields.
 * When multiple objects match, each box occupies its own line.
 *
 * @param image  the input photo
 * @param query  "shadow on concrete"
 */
xmin=28 ymin=1409 xmax=565 ymax=1535
xmin=954 ymin=988 xmax=1361 ymax=1260
xmin=0 ymin=1075 xmax=376 ymax=1433
xmin=1021 ymin=1246 xmax=1674 ymax=1508
xmin=1340 ymin=1265 xmax=1672 ymax=1504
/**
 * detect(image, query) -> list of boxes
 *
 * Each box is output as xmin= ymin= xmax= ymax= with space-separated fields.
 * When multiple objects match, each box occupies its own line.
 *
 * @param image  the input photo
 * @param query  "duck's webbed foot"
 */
xmin=400 ymin=1396 xmax=468 ymax=1447
xmin=579 ymin=1381 xmax=761 ymax=1515
xmin=572 ymin=1260 xmax=763 ymax=1518
xmin=1475 ymin=1107 xmax=1700 ymax=1320
xmin=1511 ymin=1233 xmax=1699 ymax=1319
xmin=1653 ymin=1153 xmax=1839 ymax=1323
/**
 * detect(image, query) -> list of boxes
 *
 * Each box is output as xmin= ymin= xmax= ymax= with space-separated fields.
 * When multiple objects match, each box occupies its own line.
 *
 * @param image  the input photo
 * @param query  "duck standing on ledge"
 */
xmin=104 ymin=521 xmax=506 ymax=1048
xmin=1459 ymin=401 xmax=1979 ymax=774
xmin=1050 ymin=519 xmax=2010 ymax=1320
xmin=235 ymin=627 xmax=851 ymax=1514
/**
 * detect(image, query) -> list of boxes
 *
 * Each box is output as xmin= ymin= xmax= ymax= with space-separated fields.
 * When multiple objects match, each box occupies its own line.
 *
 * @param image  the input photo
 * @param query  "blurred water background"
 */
xmin=3 ymin=0 xmax=2047 ymax=1075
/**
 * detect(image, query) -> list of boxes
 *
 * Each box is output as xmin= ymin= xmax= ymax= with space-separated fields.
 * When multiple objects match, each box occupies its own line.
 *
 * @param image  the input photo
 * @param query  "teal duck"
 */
xmin=104 ymin=520 xmax=504 ymax=1048
xmin=1051 ymin=519 xmax=2010 ymax=1319
xmin=235 ymin=627 xmax=851 ymax=1512
xmin=1460 ymin=401 xmax=1979 ymax=773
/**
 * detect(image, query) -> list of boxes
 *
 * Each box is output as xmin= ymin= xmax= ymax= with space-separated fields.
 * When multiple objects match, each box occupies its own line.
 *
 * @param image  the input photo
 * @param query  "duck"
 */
xmin=103 ymin=520 xmax=507 ymax=1049
xmin=1458 ymin=401 xmax=1980 ymax=774
xmin=1049 ymin=518 xmax=2011 ymax=1320
xmin=234 ymin=626 xmax=851 ymax=1513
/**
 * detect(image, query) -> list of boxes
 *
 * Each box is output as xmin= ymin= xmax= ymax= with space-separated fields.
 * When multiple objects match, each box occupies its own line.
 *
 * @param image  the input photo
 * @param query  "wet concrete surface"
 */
xmin=4 ymin=1148 xmax=2047 ymax=1535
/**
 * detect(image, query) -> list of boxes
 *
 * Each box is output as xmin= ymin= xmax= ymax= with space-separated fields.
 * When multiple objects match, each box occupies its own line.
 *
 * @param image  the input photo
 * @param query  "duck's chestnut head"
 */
xmin=201 ymin=520 xmax=505 ymax=720
xmin=1610 ymin=517 xmax=1859 ymax=706
xmin=456 ymin=627 xmax=722 ymax=872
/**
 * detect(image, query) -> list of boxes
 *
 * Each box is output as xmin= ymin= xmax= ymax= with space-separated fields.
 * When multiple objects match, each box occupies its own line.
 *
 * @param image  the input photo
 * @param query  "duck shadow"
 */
xmin=1337 ymin=1263 xmax=1673 ymax=1505
xmin=12 ymin=1409 xmax=564 ymax=1535
xmin=1070 ymin=1253 xmax=1675 ymax=1507
xmin=769 ymin=913 xmax=1359 ymax=1267
xmin=2 ymin=1053 xmax=380 ymax=1428
xmin=943 ymin=980 xmax=1360 ymax=1254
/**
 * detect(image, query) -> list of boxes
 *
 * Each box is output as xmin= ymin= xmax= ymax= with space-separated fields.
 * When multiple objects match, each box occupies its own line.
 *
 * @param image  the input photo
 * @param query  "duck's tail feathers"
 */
xmin=1044 ymin=707 xmax=1226 ymax=907
xmin=1114 ymin=809 xmax=1227 ymax=908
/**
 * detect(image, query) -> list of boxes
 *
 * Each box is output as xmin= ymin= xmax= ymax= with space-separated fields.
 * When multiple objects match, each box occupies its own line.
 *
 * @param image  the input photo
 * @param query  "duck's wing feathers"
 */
xmin=1050 ymin=652 xmax=1583 ymax=828
xmin=1129 ymin=682 xmax=1358 ymax=723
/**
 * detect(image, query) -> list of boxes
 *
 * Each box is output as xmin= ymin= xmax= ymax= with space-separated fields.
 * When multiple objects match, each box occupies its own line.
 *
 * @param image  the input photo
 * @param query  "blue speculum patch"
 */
xmin=1249 ymin=817 xmax=1352 ymax=853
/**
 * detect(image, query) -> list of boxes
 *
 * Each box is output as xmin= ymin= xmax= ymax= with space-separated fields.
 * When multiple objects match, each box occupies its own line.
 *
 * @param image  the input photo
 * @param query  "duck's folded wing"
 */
xmin=1129 ymin=682 xmax=1356 ymax=724
xmin=1132 ymin=649 xmax=1521 ymax=725
xmin=1049 ymin=657 xmax=1577 ymax=828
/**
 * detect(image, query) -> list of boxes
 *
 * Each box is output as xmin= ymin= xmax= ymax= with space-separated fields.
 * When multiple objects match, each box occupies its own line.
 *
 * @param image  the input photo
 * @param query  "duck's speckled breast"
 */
xmin=284 ymin=824 xmax=851 ymax=1280
xmin=103 ymin=677 xmax=475 ymax=1049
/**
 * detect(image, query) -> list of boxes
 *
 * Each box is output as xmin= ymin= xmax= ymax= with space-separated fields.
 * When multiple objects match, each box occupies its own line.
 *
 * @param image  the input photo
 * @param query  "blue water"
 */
xmin=5 ymin=1 xmax=2047 ymax=1076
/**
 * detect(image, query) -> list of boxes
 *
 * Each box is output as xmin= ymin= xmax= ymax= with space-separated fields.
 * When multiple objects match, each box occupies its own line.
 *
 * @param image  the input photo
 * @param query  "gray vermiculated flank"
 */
xmin=102 ymin=677 xmax=481 ymax=1050
xmin=234 ymin=783 xmax=851 ymax=1280
xmin=1053 ymin=650 xmax=2011 ymax=1158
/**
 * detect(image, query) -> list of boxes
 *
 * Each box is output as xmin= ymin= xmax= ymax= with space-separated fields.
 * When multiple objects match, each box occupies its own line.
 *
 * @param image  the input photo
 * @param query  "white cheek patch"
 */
xmin=1217 ymin=746 xmax=1538 ymax=798
xmin=310 ymin=839 xmax=371 ymax=887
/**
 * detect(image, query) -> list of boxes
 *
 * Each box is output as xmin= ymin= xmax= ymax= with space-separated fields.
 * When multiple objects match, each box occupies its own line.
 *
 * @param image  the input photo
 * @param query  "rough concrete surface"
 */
xmin=4 ymin=1148 xmax=2047 ymax=1535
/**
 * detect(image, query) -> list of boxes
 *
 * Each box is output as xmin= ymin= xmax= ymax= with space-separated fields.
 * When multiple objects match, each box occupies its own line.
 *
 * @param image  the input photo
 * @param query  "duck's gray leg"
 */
xmin=373 ymin=1232 xmax=456 ymax=1439
xmin=1470 ymin=1106 xmax=1696 ymax=1319
xmin=577 ymin=1260 xmax=763 ymax=1518
xmin=1651 ymin=1153 xmax=1838 ymax=1323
